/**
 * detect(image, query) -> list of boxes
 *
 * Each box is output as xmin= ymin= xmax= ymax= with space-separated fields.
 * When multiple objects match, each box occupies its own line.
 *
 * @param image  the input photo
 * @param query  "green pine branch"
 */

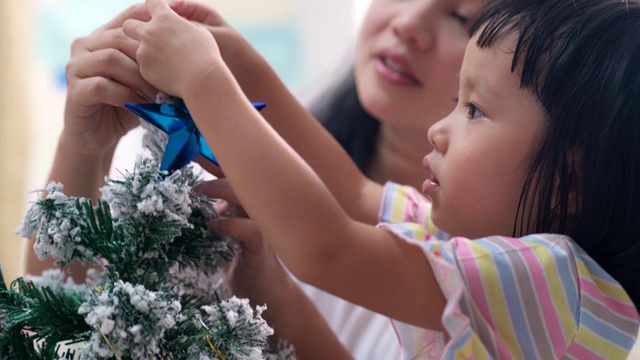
xmin=0 ymin=267 xmax=89 ymax=359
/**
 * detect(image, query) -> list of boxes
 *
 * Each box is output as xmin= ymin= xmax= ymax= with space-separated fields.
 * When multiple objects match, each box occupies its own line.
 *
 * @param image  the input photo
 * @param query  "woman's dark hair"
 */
xmin=470 ymin=0 xmax=640 ymax=307
xmin=309 ymin=70 xmax=380 ymax=174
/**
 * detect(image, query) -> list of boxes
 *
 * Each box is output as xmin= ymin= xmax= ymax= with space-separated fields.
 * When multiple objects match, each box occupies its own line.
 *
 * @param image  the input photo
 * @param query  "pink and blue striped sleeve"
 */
xmin=377 ymin=183 xmax=639 ymax=359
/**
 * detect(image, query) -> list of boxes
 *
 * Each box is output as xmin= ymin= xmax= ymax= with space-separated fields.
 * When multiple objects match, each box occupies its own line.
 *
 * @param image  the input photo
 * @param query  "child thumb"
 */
xmin=170 ymin=0 xmax=224 ymax=26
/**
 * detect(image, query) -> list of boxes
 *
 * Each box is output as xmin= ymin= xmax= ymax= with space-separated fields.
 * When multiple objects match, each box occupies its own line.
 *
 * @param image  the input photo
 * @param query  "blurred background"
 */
xmin=0 ymin=0 xmax=371 ymax=284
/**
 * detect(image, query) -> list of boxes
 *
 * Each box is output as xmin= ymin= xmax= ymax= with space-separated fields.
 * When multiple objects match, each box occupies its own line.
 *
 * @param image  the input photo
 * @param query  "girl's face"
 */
xmin=354 ymin=0 xmax=486 ymax=130
xmin=423 ymin=32 xmax=545 ymax=238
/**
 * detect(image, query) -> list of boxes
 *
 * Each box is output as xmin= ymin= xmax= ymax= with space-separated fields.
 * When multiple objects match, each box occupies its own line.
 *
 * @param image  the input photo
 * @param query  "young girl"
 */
xmin=123 ymin=0 xmax=640 ymax=357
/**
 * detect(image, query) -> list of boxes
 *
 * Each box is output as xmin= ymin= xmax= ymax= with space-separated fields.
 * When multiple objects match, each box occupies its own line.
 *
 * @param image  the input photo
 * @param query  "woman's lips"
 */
xmin=374 ymin=54 xmax=420 ymax=86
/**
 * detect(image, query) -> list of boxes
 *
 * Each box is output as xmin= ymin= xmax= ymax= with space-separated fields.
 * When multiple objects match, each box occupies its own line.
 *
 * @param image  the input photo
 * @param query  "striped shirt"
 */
xmin=377 ymin=182 xmax=640 ymax=359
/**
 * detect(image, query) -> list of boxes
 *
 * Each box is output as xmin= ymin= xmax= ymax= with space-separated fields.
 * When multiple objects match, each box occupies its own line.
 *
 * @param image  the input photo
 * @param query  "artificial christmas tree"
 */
xmin=0 ymin=97 xmax=293 ymax=359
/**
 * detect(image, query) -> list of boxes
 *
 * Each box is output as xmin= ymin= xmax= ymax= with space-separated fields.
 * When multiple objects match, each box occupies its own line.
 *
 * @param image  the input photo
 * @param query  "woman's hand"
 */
xmin=196 ymin=178 xmax=353 ymax=359
xmin=63 ymin=4 xmax=157 ymax=157
xmin=195 ymin=178 xmax=291 ymax=303
xmin=214 ymin=215 xmax=354 ymax=360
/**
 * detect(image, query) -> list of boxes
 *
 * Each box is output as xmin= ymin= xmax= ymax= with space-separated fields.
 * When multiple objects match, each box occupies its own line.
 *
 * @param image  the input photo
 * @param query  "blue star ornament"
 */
xmin=124 ymin=98 xmax=266 ymax=173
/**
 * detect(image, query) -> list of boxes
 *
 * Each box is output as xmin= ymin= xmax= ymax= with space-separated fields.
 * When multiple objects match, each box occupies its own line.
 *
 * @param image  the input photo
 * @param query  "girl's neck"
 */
xmin=367 ymin=123 xmax=433 ymax=190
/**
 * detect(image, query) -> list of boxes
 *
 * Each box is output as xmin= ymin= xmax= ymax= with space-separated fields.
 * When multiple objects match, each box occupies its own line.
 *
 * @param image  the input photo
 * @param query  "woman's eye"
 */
xmin=452 ymin=12 xmax=470 ymax=26
xmin=465 ymin=102 xmax=484 ymax=119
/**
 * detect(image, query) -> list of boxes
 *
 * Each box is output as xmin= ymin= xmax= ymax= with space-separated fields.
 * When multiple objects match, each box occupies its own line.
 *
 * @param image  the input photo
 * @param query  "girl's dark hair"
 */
xmin=470 ymin=0 xmax=640 ymax=307
xmin=309 ymin=70 xmax=380 ymax=174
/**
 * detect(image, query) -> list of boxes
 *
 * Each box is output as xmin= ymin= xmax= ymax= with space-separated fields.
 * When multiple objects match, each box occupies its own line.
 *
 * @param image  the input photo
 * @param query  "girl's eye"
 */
xmin=452 ymin=11 xmax=470 ymax=26
xmin=465 ymin=102 xmax=484 ymax=119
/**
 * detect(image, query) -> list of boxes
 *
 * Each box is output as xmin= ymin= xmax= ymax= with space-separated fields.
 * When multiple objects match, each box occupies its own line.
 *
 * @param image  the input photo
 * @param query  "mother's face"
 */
xmin=354 ymin=0 xmax=486 ymax=130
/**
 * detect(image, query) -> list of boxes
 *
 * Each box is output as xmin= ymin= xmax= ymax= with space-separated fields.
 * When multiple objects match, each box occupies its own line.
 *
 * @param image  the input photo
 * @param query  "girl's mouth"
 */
xmin=422 ymin=177 xmax=441 ymax=194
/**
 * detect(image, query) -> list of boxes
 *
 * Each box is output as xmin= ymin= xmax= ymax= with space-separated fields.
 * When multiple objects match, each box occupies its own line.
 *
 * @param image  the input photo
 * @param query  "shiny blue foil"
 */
xmin=124 ymin=99 xmax=266 ymax=173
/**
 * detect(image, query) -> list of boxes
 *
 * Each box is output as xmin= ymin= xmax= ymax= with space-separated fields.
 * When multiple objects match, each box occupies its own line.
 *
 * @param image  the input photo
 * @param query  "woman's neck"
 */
xmin=367 ymin=123 xmax=433 ymax=190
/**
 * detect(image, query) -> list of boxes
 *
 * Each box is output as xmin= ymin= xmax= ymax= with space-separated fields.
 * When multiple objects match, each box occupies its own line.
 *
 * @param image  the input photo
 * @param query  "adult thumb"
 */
xmin=209 ymin=217 xmax=265 ymax=256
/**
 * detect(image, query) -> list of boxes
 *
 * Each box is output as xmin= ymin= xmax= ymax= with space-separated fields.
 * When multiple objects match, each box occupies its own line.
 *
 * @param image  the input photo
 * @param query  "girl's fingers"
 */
xmin=122 ymin=19 xmax=146 ymax=42
xmin=98 ymin=4 xmax=151 ymax=32
xmin=146 ymin=0 xmax=172 ymax=17
xmin=67 ymin=48 xmax=156 ymax=101
xmin=170 ymin=0 xmax=225 ymax=26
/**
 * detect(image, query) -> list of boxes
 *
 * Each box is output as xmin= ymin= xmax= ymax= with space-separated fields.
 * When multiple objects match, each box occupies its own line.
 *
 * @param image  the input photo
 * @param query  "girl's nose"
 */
xmin=427 ymin=117 xmax=449 ymax=153
xmin=391 ymin=1 xmax=436 ymax=51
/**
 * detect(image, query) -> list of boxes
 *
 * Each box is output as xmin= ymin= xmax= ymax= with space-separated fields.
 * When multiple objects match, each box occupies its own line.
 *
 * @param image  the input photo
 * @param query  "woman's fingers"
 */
xmin=196 ymin=178 xmax=238 ymax=204
xmin=68 ymin=76 xmax=147 ymax=111
xmin=193 ymin=156 xmax=225 ymax=177
xmin=67 ymin=48 xmax=156 ymax=102
xmin=68 ymin=21 xmax=159 ymax=104
xmin=210 ymin=217 xmax=265 ymax=257
xmin=71 ymin=28 xmax=139 ymax=60
xmin=197 ymin=178 xmax=250 ymax=222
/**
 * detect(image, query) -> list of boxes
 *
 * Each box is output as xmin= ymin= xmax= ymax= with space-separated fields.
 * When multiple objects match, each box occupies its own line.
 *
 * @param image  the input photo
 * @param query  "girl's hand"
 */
xmin=122 ymin=0 xmax=224 ymax=99
xmin=169 ymin=0 xmax=281 ymax=103
xmin=195 ymin=179 xmax=291 ymax=304
xmin=64 ymin=4 xmax=157 ymax=157
xmin=168 ymin=0 xmax=251 ymax=75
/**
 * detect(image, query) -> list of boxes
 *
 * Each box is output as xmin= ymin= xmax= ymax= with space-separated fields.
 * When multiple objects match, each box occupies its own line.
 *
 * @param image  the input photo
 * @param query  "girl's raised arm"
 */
xmin=184 ymin=65 xmax=445 ymax=331
xmin=170 ymin=0 xmax=383 ymax=225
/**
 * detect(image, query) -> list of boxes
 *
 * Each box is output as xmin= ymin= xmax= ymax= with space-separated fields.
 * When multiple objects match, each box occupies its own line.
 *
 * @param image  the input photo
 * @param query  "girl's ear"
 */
xmin=553 ymin=151 xmax=583 ymax=216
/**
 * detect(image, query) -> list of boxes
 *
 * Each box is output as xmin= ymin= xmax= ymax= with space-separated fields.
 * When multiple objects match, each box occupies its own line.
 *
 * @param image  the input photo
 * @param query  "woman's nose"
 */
xmin=391 ymin=1 xmax=437 ymax=51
